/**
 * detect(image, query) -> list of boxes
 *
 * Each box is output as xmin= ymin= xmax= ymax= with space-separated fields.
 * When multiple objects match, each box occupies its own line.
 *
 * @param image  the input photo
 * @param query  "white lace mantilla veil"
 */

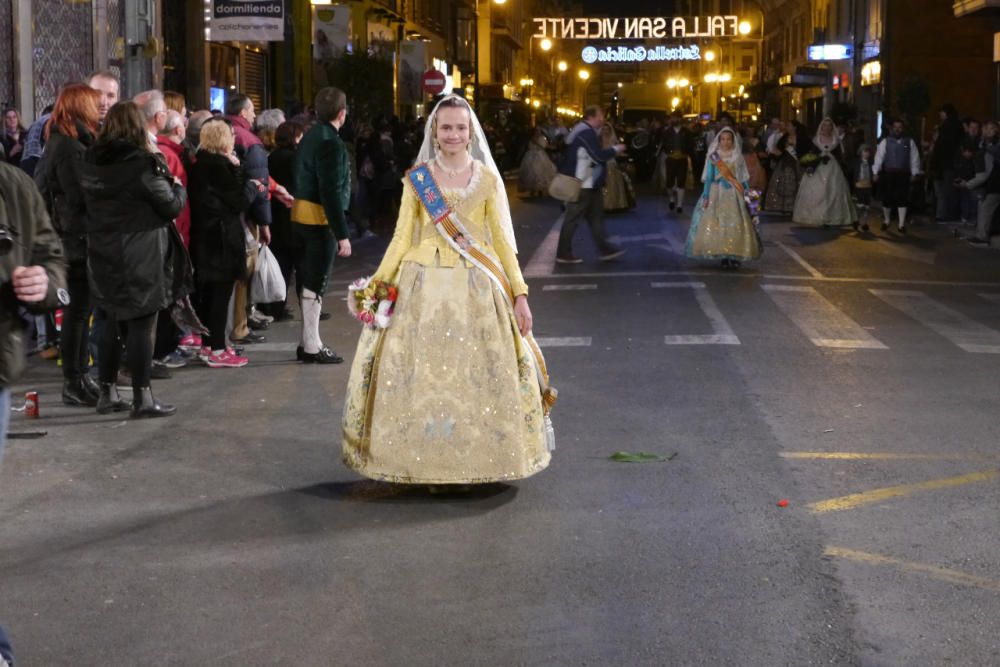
xmin=415 ymin=94 xmax=518 ymax=253
xmin=701 ymin=126 xmax=750 ymax=184
xmin=813 ymin=116 xmax=841 ymax=151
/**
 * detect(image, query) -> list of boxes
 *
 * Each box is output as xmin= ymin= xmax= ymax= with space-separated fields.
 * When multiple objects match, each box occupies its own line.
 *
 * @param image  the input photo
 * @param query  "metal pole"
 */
xmin=473 ymin=0 xmax=480 ymax=113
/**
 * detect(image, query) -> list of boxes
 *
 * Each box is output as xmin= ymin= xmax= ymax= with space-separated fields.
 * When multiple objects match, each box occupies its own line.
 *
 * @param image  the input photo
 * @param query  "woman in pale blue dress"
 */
xmin=685 ymin=127 xmax=762 ymax=269
xmin=792 ymin=117 xmax=858 ymax=227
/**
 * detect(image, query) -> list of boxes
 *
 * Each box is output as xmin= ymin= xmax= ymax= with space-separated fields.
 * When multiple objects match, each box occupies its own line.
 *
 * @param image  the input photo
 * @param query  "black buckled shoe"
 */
xmin=301 ymin=346 xmax=343 ymax=364
xmin=96 ymin=382 xmax=131 ymax=414
xmin=62 ymin=378 xmax=98 ymax=407
xmin=231 ymin=331 xmax=266 ymax=345
xmin=130 ymin=387 xmax=176 ymax=419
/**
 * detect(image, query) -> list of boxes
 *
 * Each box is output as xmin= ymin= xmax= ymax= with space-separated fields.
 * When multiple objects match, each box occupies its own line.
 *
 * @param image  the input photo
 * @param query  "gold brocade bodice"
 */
xmin=372 ymin=161 xmax=529 ymax=297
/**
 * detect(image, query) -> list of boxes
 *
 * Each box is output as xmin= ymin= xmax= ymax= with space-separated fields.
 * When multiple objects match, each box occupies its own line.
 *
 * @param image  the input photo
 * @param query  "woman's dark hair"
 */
xmin=275 ymin=120 xmax=304 ymax=150
xmin=940 ymin=104 xmax=958 ymax=121
xmin=97 ymin=101 xmax=149 ymax=150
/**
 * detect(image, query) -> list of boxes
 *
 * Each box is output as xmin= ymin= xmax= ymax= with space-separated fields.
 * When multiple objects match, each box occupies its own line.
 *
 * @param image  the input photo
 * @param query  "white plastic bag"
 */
xmin=251 ymin=245 xmax=286 ymax=304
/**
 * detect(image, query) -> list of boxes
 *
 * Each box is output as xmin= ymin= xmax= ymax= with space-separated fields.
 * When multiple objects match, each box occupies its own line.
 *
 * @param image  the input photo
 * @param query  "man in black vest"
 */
xmin=659 ymin=111 xmax=694 ymax=213
xmin=873 ymin=118 xmax=922 ymax=233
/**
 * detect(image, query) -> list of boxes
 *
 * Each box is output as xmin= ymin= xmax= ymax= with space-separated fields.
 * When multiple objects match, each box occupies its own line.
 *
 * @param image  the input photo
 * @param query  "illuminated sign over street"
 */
xmin=533 ymin=16 xmax=741 ymax=40
xmin=807 ymin=44 xmax=853 ymax=61
xmin=582 ymin=45 xmax=702 ymax=63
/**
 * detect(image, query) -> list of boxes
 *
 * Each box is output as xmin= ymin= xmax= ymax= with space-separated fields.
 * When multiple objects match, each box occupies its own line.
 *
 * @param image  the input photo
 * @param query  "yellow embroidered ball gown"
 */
xmin=342 ymin=160 xmax=551 ymax=484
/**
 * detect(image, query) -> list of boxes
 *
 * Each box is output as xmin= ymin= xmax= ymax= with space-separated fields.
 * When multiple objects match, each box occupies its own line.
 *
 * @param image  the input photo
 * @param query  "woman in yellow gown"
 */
xmin=342 ymin=96 xmax=552 ymax=484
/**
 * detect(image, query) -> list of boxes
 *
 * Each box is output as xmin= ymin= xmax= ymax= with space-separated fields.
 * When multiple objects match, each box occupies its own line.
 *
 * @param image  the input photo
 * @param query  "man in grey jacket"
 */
xmin=555 ymin=105 xmax=626 ymax=264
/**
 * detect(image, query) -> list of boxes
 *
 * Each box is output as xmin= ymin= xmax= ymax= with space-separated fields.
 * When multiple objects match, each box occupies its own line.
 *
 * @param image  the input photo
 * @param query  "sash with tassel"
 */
xmin=405 ymin=162 xmax=557 ymax=451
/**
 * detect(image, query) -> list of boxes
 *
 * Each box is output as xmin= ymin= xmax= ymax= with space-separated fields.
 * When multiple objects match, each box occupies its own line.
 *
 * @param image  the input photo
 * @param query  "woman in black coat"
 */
xmin=78 ymin=102 xmax=187 ymax=418
xmin=33 ymin=84 xmax=102 ymax=408
xmin=188 ymin=117 xmax=262 ymax=368
xmin=262 ymin=120 xmax=303 ymax=320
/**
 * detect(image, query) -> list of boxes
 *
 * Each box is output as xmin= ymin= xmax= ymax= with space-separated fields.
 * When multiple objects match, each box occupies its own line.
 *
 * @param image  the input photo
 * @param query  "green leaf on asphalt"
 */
xmin=609 ymin=451 xmax=672 ymax=463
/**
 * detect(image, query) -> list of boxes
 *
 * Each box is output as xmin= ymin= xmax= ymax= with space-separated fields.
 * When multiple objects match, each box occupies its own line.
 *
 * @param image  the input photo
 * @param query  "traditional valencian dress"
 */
xmin=342 ymin=160 xmax=553 ymax=484
xmin=792 ymin=121 xmax=858 ymax=227
xmin=684 ymin=130 xmax=762 ymax=263
xmin=517 ymin=134 xmax=557 ymax=196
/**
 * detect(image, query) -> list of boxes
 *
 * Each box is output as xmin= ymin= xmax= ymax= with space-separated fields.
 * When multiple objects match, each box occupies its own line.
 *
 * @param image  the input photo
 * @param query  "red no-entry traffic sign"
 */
xmin=421 ymin=70 xmax=447 ymax=95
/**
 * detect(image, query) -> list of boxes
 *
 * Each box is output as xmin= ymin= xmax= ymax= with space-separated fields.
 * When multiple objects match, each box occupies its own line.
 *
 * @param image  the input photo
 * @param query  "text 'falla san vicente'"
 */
xmin=532 ymin=16 xmax=741 ymax=40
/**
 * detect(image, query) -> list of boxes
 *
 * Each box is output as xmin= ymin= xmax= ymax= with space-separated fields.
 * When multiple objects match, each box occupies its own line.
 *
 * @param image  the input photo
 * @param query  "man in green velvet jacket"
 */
xmin=291 ymin=86 xmax=352 ymax=365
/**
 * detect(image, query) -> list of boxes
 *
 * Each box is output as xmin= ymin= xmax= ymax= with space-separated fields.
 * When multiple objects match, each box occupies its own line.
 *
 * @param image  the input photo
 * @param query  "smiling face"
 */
xmin=89 ymin=75 xmax=119 ymax=121
xmin=435 ymin=104 xmax=472 ymax=157
xmin=819 ymin=118 xmax=835 ymax=136
xmin=718 ymin=130 xmax=734 ymax=151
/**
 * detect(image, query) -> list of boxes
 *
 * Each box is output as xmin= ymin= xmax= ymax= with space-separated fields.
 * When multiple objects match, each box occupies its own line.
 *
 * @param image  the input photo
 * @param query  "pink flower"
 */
xmin=358 ymin=311 xmax=375 ymax=325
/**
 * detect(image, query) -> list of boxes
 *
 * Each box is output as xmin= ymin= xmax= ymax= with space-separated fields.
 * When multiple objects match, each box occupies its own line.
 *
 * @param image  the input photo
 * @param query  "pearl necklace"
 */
xmin=435 ymin=155 xmax=472 ymax=178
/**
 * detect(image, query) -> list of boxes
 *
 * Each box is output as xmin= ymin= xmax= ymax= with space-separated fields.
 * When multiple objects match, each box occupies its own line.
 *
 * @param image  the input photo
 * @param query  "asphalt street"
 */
xmin=1 ymin=182 xmax=999 ymax=666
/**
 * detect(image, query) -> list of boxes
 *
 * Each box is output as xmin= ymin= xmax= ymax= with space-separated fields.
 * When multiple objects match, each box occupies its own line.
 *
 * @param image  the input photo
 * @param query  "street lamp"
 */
xmin=578 ymin=68 xmax=591 ymax=111
xmin=738 ymin=21 xmax=751 ymax=35
xmin=705 ymin=49 xmax=716 ymax=62
xmin=540 ymin=38 xmax=552 ymax=52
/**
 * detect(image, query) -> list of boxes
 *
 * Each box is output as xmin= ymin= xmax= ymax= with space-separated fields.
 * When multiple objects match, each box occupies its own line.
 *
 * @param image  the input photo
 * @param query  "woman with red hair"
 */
xmin=34 ymin=84 xmax=115 ymax=410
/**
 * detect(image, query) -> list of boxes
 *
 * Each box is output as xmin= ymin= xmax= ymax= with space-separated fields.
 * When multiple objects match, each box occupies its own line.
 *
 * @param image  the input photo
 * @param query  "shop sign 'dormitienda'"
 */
xmin=210 ymin=0 xmax=284 ymax=42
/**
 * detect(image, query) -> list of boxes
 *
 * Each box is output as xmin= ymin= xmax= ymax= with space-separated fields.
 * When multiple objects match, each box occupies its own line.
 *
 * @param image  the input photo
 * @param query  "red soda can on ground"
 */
xmin=24 ymin=391 xmax=39 ymax=418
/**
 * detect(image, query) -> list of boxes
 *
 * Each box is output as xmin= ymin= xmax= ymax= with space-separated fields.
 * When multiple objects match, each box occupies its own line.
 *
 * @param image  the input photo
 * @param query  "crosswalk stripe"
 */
xmin=652 ymin=282 xmax=741 ymax=346
xmin=542 ymin=284 xmax=598 ymax=291
xmin=534 ymin=337 xmax=592 ymax=347
xmin=871 ymin=289 xmax=1000 ymax=353
xmin=775 ymin=241 xmax=825 ymax=278
xmin=763 ymin=285 xmax=888 ymax=350
xmin=523 ymin=214 xmax=563 ymax=278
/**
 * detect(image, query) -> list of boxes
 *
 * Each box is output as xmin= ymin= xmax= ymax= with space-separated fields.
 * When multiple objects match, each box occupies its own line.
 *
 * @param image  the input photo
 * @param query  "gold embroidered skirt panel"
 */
xmin=342 ymin=261 xmax=551 ymax=484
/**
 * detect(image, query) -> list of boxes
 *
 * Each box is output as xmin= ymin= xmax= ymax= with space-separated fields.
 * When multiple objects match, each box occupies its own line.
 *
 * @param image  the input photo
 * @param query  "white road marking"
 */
xmin=652 ymin=282 xmax=741 ymax=345
xmin=542 ymin=284 xmax=598 ymax=291
xmin=523 ymin=214 xmax=563 ymax=278
xmin=775 ymin=241 xmax=825 ymax=279
xmin=526 ymin=272 xmax=1000 ymax=289
xmin=534 ymin=336 xmax=592 ymax=347
xmin=977 ymin=293 xmax=1000 ymax=306
xmin=871 ymin=289 xmax=1000 ymax=353
xmin=763 ymin=285 xmax=887 ymax=349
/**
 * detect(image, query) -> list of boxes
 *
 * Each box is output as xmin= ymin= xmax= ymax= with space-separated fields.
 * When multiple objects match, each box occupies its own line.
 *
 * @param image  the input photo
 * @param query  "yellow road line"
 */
xmin=781 ymin=452 xmax=993 ymax=461
xmin=807 ymin=470 xmax=1000 ymax=513
xmin=825 ymin=546 xmax=1000 ymax=594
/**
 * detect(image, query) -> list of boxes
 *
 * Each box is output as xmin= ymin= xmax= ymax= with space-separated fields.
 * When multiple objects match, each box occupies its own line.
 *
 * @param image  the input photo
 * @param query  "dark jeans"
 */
xmin=293 ymin=223 xmax=337 ymax=295
xmin=557 ymin=189 xmax=616 ymax=258
xmin=97 ymin=310 xmax=157 ymax=389
xmin=61 ymin=261 xmax=91 ymax=381
xmin=195 ymin=281 xmax=234 ymax=352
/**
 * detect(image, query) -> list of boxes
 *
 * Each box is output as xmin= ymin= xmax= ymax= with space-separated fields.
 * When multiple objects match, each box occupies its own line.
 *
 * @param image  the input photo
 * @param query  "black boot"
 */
xmin=62 ymin=378 xmax=98 ymax=407
xmin=130 ymin=387 xmax=176 ymax=419
xmin=81 ymin=374 xmax=101 ymax=402
xmin=96 ymin=382 xmax=131 ymax=414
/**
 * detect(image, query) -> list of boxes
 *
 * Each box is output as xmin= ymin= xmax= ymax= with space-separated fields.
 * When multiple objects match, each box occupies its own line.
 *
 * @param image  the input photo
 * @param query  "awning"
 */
xmin=953 ymin=0 xmax=1000 ymax=16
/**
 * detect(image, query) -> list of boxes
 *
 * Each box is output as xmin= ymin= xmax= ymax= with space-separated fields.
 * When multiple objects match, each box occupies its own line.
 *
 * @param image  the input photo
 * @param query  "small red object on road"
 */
xmin=24 ymin=391 xmax=39 ymax=418
xmin=777 ymin=499 xmax=789 ymax=508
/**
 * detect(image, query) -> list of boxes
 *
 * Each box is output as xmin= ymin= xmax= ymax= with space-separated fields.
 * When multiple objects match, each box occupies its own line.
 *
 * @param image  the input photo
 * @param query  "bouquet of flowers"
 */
xmin=744 ymin=188 xmax=763 ymax=231
xmin=347 ymin=276 xmax=398 ymax=329
xmin=799 ymin=152 xmax=830 ymax=175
